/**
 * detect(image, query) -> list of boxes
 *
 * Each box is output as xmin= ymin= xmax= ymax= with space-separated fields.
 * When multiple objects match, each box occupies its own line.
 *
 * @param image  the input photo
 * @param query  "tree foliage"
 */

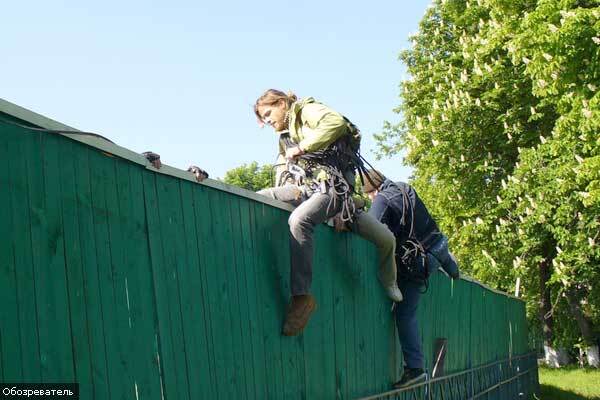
xmin=377 ymin=0 xmax=600 ymax=352
xmin=223 ymin=162 xmax=274 ymax=192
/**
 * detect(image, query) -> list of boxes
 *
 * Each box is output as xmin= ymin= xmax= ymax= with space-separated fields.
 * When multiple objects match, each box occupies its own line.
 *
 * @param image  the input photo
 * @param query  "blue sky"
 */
xmin=2 ymin=0 xmax=430 ymax=182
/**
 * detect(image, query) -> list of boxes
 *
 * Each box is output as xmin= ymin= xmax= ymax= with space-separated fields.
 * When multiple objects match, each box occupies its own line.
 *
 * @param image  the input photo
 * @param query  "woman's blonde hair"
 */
xmin=253 ymin=89 xmax=297 ymax=123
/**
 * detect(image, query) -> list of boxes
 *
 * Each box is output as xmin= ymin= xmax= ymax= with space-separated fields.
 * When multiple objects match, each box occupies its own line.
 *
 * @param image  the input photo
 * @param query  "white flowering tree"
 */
xmin=376 ymin=0 xmax=599 ymax=366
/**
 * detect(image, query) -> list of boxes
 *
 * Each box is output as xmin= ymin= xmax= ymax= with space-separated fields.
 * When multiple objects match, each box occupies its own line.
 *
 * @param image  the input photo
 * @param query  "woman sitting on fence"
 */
xmin=254 ymin=89 xmax=402 ymax=336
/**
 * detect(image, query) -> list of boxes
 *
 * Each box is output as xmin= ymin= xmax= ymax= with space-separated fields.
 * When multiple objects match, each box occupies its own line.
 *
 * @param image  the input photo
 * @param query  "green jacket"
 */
xmin=275 ymin=97 xmax=360 ymax=184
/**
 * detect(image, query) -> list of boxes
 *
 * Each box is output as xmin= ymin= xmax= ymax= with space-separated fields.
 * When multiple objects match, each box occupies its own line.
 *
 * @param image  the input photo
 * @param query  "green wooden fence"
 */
xmin=0 ymin=99 xmax=538 ymax=399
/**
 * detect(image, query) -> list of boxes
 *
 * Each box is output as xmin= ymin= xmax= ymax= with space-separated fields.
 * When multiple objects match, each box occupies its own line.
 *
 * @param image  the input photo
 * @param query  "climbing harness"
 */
xmin=399 ymin=239 xmax=430 ymax=291
xmin=277 ymin=160 xmax=307 ymax=187
xmin=277 ymin=123 xmax=369 ymax=223
xmin=388 ymin=182 xmax=432 ymax=291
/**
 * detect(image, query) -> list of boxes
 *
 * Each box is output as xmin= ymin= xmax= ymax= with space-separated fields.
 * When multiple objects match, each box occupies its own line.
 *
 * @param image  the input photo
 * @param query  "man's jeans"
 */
xmin=395 ymin=235 xmax=458 ymax=370
xmin=258 ymin=184 xmax=397 ymax=296
xmin=395 ymin=279 xmax=424 ymax=369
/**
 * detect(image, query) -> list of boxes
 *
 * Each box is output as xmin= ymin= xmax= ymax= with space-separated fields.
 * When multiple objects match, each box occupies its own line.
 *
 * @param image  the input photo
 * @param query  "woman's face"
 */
xmin=257 ymin=100 xmax=288 ymax=132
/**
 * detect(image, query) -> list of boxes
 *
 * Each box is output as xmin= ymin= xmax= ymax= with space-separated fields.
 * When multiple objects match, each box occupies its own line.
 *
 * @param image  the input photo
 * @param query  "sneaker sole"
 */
xmin=393 ymin=372 xmax=427 ymax=389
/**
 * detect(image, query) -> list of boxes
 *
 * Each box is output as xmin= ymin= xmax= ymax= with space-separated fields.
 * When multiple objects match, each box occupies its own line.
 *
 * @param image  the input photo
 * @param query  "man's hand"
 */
xmin=187 ymin=165 xmax=209 ymax=182
xmin=142 ymin=151 xmax=162 ymax=169
xmin=285 ymin=146 xmax=304 ymax=160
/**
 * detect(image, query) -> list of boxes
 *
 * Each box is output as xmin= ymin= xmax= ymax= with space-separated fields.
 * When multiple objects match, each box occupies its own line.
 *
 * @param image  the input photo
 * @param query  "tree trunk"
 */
xmin=586 ymin=345 xmax=600 ymax=368
xmin=566 ymin=287 xmax=599 ymax=367
xmin=539 ymin=256 xmax=554 ymax=348
xmin=539 ymin=255 xmax=570 ymax=366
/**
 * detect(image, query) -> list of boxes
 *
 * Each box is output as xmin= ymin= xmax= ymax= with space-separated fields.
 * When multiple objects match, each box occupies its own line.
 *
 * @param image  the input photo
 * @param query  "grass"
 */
xmin=538 ymin=366 xmax=600 ymax=400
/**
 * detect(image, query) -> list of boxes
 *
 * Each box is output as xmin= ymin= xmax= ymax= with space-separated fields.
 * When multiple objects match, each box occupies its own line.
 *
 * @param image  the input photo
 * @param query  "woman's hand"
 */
xmin=285 ymin=146 xmax=304 ymax=160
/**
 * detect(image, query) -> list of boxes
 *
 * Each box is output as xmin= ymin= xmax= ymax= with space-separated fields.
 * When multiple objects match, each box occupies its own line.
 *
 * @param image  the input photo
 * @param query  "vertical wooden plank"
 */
xmin=35 ymin=134 xmax=74 ymax=382
xmin=105 ymin=157 xmax=140 ymax=399
xmin=270 ymin=206 xmax=291 ymax=399
xmin=227 ymin=196 xmax=261 ymax=399
xmin=87 ymin=150 xmax=132 ymax=398
xmin=355 ymin=239 xmax=370 ymax=398
xmin=72 ymin=146 xmax=110 ymax=399
xmin=222 ymin=195 xmax=252 ymax=398
xmin=193 ymin=187 xmax=230 ymax=399
xmin=142 ymin=172 xmax=184 ymax=400
xmin=470 ymin=282 xmax=478 ymax=370
xmin=190 ymin=185 xmax=222 ymax=398
xmin=367 ymin=241 xmax=382 ymax=394
xmin=479 ymin=286 xmax=487 ymax=365
xmin=454 ymin=274 xmax=472 ymax=372
xmin=178 ymin=181 xmax=215 ymax=400
xmin=331 ymin=231 xmax=349 ymax=400
xmin=359 ymin=238 xmax=371 ymax=396
xmin=304 ymin=223 xmax=330 ymax=399
xmin=215 ymin=190 xmax=250 ymax=398
xmin=370 ymin=241 xmax=389 ymax=394
xmin=272 ymin=205 xmax=304 ymax=400
xmin=364 ymin=239 xmax=378 ymax=394
xmin=57 ymin=139 xmax=93 ymax=397
xmin=123 ymin=164 xmax=163 ymax=400
xmin=0 ymin=126 xmax=23 ymax=381
xmin=153 ymin=175 xmax=192 ymax=399
xmin=243 ymin=200 xmax=271 ymax=400
xmin=460 ymin=279 xmax=473 ymax=372
xmin=11 ymin=132 xmax=43 ymax=384
xmin=433 ymin=273 xmax=450 ymax=371
xmin=254 ymin=203 xmax=285 ymax=399
xmin=344 ymin=234 xmax=360 ymax=399
xmin=320 ymin=227 xmax=339 ymax=399
xmin=0 ymin=332 xmax=3 ymax=380
xmin=112 ymin=161 xmax=164 ymax=400
xmin=192 ymin=185 xmax=238 ymax=400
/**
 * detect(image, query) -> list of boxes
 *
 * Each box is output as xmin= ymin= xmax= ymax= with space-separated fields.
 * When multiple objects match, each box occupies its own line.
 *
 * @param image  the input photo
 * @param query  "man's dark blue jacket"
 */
xmin=368 ymin=180 xmax=440 ymax=249
xmin=368 ymin=179 xmax=459 ymax=279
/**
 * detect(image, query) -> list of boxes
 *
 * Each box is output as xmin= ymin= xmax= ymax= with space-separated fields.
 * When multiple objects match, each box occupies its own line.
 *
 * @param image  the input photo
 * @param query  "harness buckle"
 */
xmin=319 ymin=180 xmax=328 ymax=194
xmin=286 ymin=161 xmax=307 ymax=185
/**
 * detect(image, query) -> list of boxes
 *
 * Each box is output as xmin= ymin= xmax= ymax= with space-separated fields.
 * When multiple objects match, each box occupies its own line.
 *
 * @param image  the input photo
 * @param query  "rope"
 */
xmin=399 ymin=238 xmax=429 ymax=292
xmin=295 ymin=138 xmax=359 ymax=222
xmin=279 ymin=132 xmax=362 ymax=222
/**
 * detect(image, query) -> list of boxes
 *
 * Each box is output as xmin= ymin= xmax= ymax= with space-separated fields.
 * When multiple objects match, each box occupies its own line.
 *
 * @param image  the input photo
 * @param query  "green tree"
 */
xmin=376 ymin=0 xmax=599 ymax=364
xmin=497 ymin=0 xmax=600 ymax=360
xmin=223 ymin=162 xmax=274 ymax=192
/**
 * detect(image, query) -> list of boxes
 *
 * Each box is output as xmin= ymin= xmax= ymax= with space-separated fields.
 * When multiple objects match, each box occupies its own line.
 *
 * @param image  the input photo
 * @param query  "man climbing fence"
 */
xmin=362 ymin=169 xmax=460 ymax=388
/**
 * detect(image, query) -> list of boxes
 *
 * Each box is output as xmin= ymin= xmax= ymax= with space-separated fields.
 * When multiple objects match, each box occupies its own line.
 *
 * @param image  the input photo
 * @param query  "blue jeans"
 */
xmin=395 ymin=279 xmax=424 ymax=369
xmin=395 ymin=235 xmax=458 ymax=370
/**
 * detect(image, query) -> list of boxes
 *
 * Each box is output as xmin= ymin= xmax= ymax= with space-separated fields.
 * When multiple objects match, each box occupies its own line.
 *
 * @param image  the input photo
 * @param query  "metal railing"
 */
xmin=358 ymin=352 xmax=539 ymax=400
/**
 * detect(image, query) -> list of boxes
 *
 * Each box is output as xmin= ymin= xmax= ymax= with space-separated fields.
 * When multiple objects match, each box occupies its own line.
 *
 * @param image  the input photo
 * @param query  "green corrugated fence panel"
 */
xmin=0 ymin=110 xmax=534 ymax=399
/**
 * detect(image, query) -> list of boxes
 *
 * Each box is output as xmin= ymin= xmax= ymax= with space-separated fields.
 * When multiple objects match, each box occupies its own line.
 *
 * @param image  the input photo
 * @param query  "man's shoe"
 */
xmin=386 ymin=284 xmax=403 ymax=302
xmin=282 ymin=294 xmax=317 ymax=336
xmin=392 ymin=368 xmax=427 ymax=389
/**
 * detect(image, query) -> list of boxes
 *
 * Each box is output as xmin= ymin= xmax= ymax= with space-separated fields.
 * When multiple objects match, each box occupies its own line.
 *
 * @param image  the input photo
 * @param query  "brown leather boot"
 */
xmin=282 ymin=294 xmax=317 ymax=336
